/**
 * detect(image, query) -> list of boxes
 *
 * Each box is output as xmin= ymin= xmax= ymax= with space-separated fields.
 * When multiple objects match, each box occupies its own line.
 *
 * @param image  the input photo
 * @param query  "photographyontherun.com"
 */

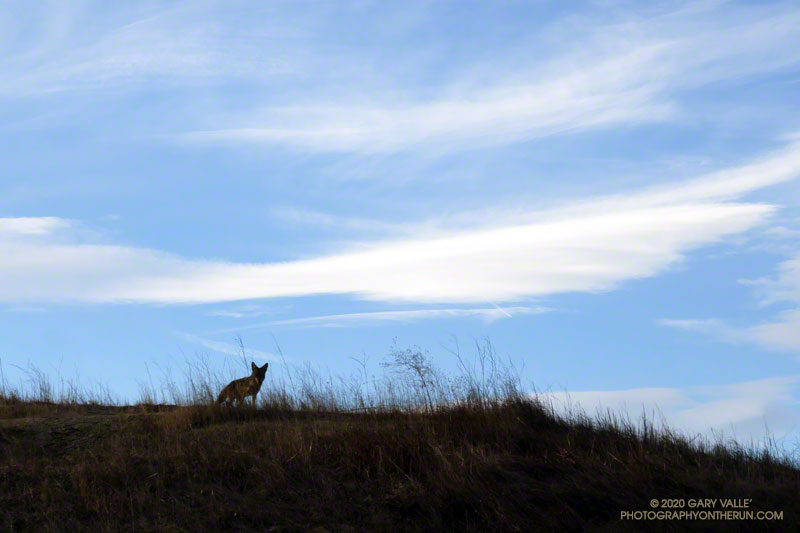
xmin=620 ymin=499 xmax=783 ymax=521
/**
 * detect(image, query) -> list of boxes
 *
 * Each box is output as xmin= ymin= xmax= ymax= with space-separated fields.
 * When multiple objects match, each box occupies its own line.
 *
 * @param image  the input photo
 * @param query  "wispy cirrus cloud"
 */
xmin=0 ymin=216 xmax=70 ymax=236
xmin=5 ymin=2 xmax=798 ymax=157
xmin=184 ymin=44 xmax=674 ymax=153
xmin=184 ymin=4 xmax=800 ymax=154
xmin=745 ymin=310 xmax=800 ymax=353
xmin=205 ymin=304 xmax=277 ymax=319
xmin=662 ymin=312 xmax=800 ymax=354
xmin=751 ymin=255 xmax=800 ymax=307
xmin=212 ymin=306 xmax=550 ymax=333
xmin=1 ymin=138 xmax=799 ymax=305
xmin=661 ymin=252 xmax=800 ymax=355
xmin=0 ymin=2 xmax=299 ymax=98
xmin=269 ymin=206 xmax=448 ymax=237
xmin=177 ymin=332 xmax=278 ymax=362
xmin=658 ymin=318 xmax=744 ymax=343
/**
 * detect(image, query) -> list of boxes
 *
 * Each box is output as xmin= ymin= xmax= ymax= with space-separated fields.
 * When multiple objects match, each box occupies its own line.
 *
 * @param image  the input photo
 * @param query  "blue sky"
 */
xmin=2 ymin=0 xmax=800 ymax=448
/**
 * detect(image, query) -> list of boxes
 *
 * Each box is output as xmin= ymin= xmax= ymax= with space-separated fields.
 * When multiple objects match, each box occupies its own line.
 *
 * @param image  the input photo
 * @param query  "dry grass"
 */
xmin=1 ymin=343 xmax=799 ymax=531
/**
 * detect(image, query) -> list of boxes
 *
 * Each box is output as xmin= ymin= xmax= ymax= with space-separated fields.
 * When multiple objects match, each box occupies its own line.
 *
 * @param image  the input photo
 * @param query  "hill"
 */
xmin=2 ymin=396 xmax=798 ymax=531
xmin=2 ymin=344 xmax=799 ymax=531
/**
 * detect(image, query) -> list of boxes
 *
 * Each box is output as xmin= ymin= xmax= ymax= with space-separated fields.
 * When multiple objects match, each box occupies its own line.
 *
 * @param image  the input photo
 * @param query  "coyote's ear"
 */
xmin=251 ymin=361 xmax=258 ymax=373
xmin=262 ymin=362 xmax=269 ymax=371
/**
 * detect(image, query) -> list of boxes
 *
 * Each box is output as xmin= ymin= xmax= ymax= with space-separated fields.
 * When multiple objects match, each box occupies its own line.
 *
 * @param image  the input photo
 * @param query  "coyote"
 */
xmin=216 ymin=362 xmax=269 ymax=407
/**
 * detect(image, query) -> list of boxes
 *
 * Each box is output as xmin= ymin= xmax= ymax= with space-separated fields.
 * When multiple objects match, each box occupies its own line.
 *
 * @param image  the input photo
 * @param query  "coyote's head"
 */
xmin=251 ymin=361 xmax=269 ymax=384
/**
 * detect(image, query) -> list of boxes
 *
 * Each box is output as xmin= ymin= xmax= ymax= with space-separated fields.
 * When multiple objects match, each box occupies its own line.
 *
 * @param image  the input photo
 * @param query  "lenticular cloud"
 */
xmin=2 ymin=140 xmax=800 ymax=305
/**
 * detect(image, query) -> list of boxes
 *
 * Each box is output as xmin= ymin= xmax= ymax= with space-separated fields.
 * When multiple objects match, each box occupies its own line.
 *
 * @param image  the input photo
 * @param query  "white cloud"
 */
xmin=269 ymin=206 xmax=444 ymax=237
xmin=541 ymin=375 xmax=800 ymax=445
xmin=3 ymin=306 xmax=47 ymax=313
xmin=0 ymin=217 xmax=69 ymax=235
xmin=756 ymin=255 xmax=800 ymax=307
xmin=745 ymin=310 xmax=800 ymax=352
xmin=214 ymin=306 xmax=550 ymax=332
xmin=1 ymin=3 xmax=297 ymax=97
xmin=205 ymin=304 xmax=276 ymax=319
xmin=184 ymin=5 xmax=800 ymax=153
xmin=662 ymin=314 xmax=800 ymax=354
xmin=270 ymin=138 xmax=800 ymax=242
xmin=0 ymin=203 xmax=770 ymax=304
xmin=1 ymin=139 xmax=799 ymax=305
xmin=205 ymin=310 xmax=252 ymax=319
xmin=657 ymin=318 xmax=746 ymax=344
xmin=3 ymin=2 xmax=798 ymax=154
xmin=660 ymin=253 xmax=800 ymax=354
xmin=622 ymin=138 xmax=800 ymax=206
xmin=185 ymin=45 xmax=673 ymax=153
xmin=177 ymin=332 xmax=278 ymax=362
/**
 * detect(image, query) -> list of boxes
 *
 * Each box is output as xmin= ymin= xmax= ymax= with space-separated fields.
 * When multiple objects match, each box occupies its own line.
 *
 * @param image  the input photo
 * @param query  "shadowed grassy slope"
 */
xmin=2 ymin=397 xmax=799 ymax=532
xmin=2 ymin=343 xmax=799 ymax=531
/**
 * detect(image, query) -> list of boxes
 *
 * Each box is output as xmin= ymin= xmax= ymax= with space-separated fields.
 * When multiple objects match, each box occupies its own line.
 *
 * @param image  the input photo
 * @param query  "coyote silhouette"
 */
xmin=216 ymin=362 xmax=269 ymax=407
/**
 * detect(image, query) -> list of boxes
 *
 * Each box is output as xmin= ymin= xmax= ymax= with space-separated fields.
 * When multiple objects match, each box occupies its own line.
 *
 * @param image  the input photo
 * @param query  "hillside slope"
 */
xmin=1 ymin=398 xmax=798 ymax=531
